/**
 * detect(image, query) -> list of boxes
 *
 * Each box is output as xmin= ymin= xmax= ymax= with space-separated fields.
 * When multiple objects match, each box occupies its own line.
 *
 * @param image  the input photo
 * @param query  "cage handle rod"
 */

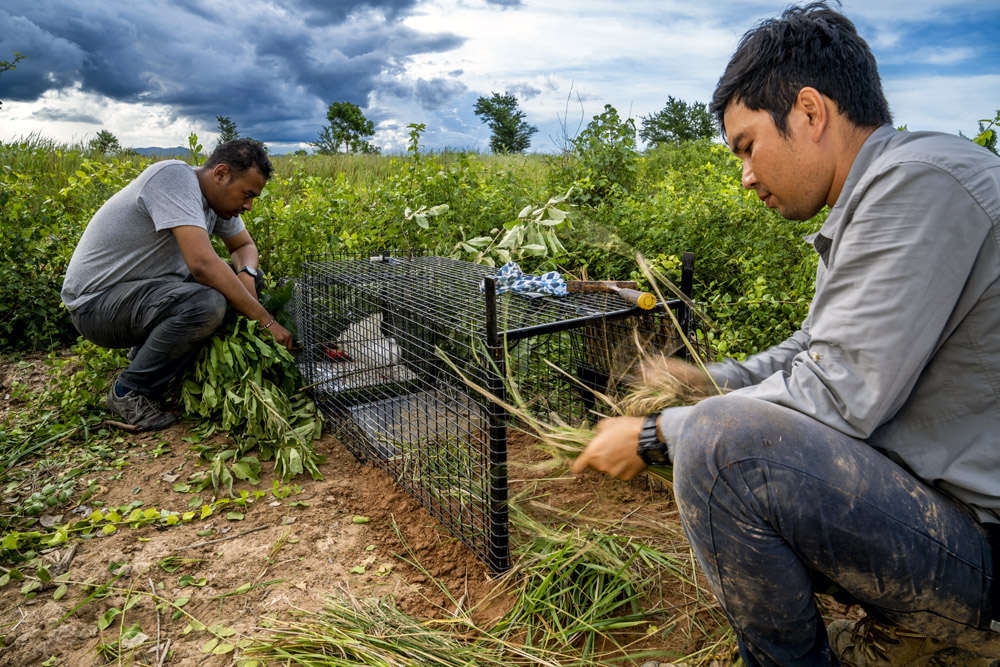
xmin=483 ymin=277 xmax=511 ymax=572
xmin=503 ymin=298 xmax=684 ymax=343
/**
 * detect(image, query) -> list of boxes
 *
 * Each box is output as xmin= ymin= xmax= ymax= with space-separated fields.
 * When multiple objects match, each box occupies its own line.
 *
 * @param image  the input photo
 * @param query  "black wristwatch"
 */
xmin=637 ymin=413 xmax=670 ymax=467
xmin=238 ymin=265 xmax=259 ymax=278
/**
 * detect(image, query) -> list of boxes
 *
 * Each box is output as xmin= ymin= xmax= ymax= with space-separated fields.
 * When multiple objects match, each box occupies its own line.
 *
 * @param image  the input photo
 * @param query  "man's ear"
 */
xmin=796 ymin=87 xmax=829 ymax=142
xmin=212 ymin=163 xmax=230 ymax=183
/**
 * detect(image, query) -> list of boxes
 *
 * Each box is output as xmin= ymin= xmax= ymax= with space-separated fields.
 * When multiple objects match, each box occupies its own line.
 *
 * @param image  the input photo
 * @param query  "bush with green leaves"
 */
xmin=597 ymin=141 xmax=820 ymax=357
xmin=2 ymin=127 xmax=822 ymax=362
xmin=549 ymin=104 xmax=640 ymax=206
xmin=0 ymin=186 xmax=75 ymax=351
xmin=0 ymin=143 xmax=148 ymax=351
xmin=248 ymin=128 xmax=549 ymax=276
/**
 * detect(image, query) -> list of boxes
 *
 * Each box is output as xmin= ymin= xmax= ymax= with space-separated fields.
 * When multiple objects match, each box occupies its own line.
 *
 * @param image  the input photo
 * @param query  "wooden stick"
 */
xmin=148 ymin=576 xmax=161 ymax=664
xmin=102 ymin=420 xmax=140 ymax=432
xmin=156 ymin=638 xmax=171 ymax=667
xmin=172 ymin=525 xmax=270 ymax=551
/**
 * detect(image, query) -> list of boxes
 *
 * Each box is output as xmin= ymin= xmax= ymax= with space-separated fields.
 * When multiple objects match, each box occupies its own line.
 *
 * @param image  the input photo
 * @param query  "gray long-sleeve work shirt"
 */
xmin=660 ymin=125 xmax=1000 ymax=523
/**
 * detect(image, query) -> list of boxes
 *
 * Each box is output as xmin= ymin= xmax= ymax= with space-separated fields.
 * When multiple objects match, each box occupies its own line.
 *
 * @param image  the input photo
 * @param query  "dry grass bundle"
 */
xmin=620 ymin=351 xmax=718 ymax=417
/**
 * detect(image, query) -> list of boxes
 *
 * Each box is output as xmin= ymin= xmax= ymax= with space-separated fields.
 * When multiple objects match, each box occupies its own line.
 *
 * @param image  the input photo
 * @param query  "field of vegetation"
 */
xmin=0 ymin=120 xmax=829 ymax=666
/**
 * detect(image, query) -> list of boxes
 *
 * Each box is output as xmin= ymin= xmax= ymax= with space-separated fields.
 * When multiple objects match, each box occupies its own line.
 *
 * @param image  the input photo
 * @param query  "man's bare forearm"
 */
xmin=190 ymin=256 xmax=270 ymax=323
xmin=229 ymin=241 xmax=259 ymax=272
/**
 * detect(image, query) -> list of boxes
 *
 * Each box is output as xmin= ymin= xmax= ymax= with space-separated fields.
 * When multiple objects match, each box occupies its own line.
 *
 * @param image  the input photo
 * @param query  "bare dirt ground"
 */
xmin=0 ymin=354 xmax=848 ymax=666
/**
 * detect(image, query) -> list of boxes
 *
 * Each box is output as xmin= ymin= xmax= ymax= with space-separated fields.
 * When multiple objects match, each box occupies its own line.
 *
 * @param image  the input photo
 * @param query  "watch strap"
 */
xmin=637 ymin=412 xmax=670 ymax=467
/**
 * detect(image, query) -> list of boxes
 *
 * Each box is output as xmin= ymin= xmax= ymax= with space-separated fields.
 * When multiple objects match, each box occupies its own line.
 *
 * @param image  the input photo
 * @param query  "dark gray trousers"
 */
xmin=69 ymin=280 xmax=227 ymax=396
xmin=673 ymin=394 xmax=1000 ymax=666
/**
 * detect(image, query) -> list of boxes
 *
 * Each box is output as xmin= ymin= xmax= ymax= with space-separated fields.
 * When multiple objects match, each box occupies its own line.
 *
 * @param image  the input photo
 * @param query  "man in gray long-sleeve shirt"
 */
xmin=573 ymin=3 xmax=1000 ymax=666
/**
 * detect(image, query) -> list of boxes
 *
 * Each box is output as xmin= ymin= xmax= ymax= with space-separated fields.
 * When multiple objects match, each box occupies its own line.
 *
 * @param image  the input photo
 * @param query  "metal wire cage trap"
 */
xmin=294 ymin=251 xmax=705 ymax=572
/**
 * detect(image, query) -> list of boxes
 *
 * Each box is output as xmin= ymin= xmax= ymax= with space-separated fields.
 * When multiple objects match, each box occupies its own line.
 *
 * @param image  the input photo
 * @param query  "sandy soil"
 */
xmin=0 ymin=354 xmax=847 ymax=666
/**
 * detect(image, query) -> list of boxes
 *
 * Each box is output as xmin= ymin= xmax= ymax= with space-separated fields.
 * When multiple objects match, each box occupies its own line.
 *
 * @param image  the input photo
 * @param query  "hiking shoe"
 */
xmin=106 ymin=386 xmax=177 ymax=431
xmin=829 ymin=617 xmax=999 ymax=666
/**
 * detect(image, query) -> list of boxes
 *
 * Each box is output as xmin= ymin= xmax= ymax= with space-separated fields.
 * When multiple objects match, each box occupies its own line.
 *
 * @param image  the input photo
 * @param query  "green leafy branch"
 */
xmin=179 ymin=315 xmax=325 ymax=492
xmin=454 ymin=188 xmax=575 ymax=268
xmin=973 ymin=109 xmax=999 ymax=154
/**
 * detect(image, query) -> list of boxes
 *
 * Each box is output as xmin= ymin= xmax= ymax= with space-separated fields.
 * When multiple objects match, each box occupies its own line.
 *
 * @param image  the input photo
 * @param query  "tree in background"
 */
xmin=0 ymin=51 xmax=25 ymax=111
xmin=312 ymin=102 xmax=378 ymax=154
xmin=972 ymin=110 xmax=999 ymax=156
xmin=473 ymin=92 xmax=538 ymax=154
xmin=565 ymin=104 xmax=638 ymax=204
xmin=216 ymin=115 xmax=240 ymax=145
xmin=639 ymin=96 xmax=716 ymax=146
xmin=89 ymin=129 xmax=121 ymax=155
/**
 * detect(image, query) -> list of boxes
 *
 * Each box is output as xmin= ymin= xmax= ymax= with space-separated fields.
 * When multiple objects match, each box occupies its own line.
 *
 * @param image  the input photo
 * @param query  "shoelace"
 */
xmin=850 ymin=617 xmax=928 ymax=662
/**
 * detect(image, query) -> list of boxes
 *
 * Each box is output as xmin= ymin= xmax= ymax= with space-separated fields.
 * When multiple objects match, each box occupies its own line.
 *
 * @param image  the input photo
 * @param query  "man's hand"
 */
xmin=264 ymin=320 xmax=293 ymax=350
xmin=571 ymin=416 xmax=649 ymax=481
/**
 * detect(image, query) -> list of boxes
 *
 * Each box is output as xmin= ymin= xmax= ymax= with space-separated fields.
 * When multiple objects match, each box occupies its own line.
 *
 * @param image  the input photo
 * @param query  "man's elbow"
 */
xmin=186 ymin=256 xmax=223 ymax=284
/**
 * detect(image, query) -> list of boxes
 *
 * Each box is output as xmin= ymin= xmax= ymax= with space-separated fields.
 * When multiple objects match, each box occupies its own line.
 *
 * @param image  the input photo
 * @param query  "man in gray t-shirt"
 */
xmin=62 ymin=139 xmax=292 ymax=431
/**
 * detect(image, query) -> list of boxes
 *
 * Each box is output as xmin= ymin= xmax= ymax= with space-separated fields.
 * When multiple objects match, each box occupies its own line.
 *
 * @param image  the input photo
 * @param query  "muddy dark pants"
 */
xmin=672 ymin=394 xmax=1000 ymax=666
xmin=69 ymin=280 xmax=227 ymax=396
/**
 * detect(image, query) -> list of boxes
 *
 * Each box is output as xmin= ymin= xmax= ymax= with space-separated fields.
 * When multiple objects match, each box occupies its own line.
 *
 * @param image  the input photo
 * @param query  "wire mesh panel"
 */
xmin=295 ymin=252 xmax=705 ymax=572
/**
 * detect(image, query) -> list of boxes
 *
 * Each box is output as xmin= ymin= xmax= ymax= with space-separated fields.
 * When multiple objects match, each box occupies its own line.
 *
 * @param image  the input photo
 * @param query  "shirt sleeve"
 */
xmin=719 ymin=160 xmax=991 ymax=439
xmin=140 ymin=164 xmax=208 ymax=232
xmin=707 ymin=328 xmax=811 ymax=391
xmin=213 ymin=213 xmax=246 ymax=239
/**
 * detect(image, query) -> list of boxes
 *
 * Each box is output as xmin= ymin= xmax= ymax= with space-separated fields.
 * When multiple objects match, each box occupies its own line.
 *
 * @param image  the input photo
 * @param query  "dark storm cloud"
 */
xmin=507 ymin=83 xmax=543 ymax=101
xmin=414 ymin=77 xmax=468 ymax=109
xmin=377 ymin=75 xmax=467 ymax=113
xmin=283 ymin=0 xmax=423 ymax=24
xmin=0 ymin=0 xmax=480 ymax=143
xmin=33 ymin=107 xmax=102 ymax=124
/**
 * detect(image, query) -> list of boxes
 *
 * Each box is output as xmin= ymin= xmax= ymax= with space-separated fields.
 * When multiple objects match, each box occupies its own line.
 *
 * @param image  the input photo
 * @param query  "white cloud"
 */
xmin=910 ymin=47 xmax=977 ymax=66
xmin=885 ymin=73 xmax=1000 ymax=134
xmin=3 ymin=85 xmax=217 ymax=148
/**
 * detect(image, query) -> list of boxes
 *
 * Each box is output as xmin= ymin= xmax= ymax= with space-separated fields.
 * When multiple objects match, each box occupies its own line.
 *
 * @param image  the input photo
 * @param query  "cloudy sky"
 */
xmin=1 ymin=0 xmax=998 ymax=154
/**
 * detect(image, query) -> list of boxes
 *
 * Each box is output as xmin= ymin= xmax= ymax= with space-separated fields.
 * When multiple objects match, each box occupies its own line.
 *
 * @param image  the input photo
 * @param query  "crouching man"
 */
xmin=61 ymin=139 xmax=292 ymax=431
xmin=574 ymin=3 xmax=1000 ymax=665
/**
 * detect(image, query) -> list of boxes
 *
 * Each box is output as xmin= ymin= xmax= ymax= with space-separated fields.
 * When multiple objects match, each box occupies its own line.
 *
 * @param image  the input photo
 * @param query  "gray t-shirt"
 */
xmin=61 ymin=160 xmax=246 ymax=311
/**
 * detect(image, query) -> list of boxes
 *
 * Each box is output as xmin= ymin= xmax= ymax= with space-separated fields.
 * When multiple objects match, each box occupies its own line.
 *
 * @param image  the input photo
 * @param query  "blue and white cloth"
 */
xmin=480 ymin=261 xmax=568 ymax=297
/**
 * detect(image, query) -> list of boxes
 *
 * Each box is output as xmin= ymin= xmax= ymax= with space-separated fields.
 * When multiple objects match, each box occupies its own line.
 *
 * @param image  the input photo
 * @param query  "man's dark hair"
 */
xmin=204 ymin=138 xmax=273 ymax=180
xmin=710 ymin=2 xmax=891 ymax=139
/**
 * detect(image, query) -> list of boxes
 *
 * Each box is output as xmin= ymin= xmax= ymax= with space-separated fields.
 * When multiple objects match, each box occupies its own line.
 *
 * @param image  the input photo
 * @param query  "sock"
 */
xmin=114 ymin=381 xmax=130 ymax=398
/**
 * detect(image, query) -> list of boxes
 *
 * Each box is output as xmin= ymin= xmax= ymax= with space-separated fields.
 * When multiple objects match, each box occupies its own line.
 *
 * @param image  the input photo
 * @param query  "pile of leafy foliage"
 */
xmin=179 ymin=284 xmax=324 ymax=491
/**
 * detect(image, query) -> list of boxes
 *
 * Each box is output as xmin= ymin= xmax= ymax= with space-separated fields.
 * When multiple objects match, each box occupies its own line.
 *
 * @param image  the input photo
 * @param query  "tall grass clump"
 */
xmin=244 ymin=588 xmax=523 ymax=667
xmin=245 ymin=494 xmax=734 ymax=666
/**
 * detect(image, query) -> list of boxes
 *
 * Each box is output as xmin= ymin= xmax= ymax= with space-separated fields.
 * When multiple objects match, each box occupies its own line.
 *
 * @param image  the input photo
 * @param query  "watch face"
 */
xmin=639 ymin=444 xmax=670 ymax=467
xmin=242 ymin=266 xmax=258 ymax=277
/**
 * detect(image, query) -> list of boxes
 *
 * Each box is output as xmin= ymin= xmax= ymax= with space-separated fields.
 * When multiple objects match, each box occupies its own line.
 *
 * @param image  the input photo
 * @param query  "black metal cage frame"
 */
xmin=295 ymin=252 xmax=701 ymax=572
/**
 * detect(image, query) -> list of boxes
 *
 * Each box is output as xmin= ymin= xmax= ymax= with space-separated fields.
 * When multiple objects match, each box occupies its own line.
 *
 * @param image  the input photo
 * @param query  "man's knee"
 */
xmin=672 ymin=394 xmax=808 ymax=516
xmin=182 ymin=289 xmax=227 ymax=338
xmin=674 ymin=395 xmax=776 ymax=473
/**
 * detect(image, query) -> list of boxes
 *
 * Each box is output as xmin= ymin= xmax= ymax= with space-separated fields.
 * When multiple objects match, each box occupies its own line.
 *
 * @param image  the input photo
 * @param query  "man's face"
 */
xmin=210 ymin=166 xmax=266 ymax=220
xmin=723 ymin=101 xmax=829 ymax=221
